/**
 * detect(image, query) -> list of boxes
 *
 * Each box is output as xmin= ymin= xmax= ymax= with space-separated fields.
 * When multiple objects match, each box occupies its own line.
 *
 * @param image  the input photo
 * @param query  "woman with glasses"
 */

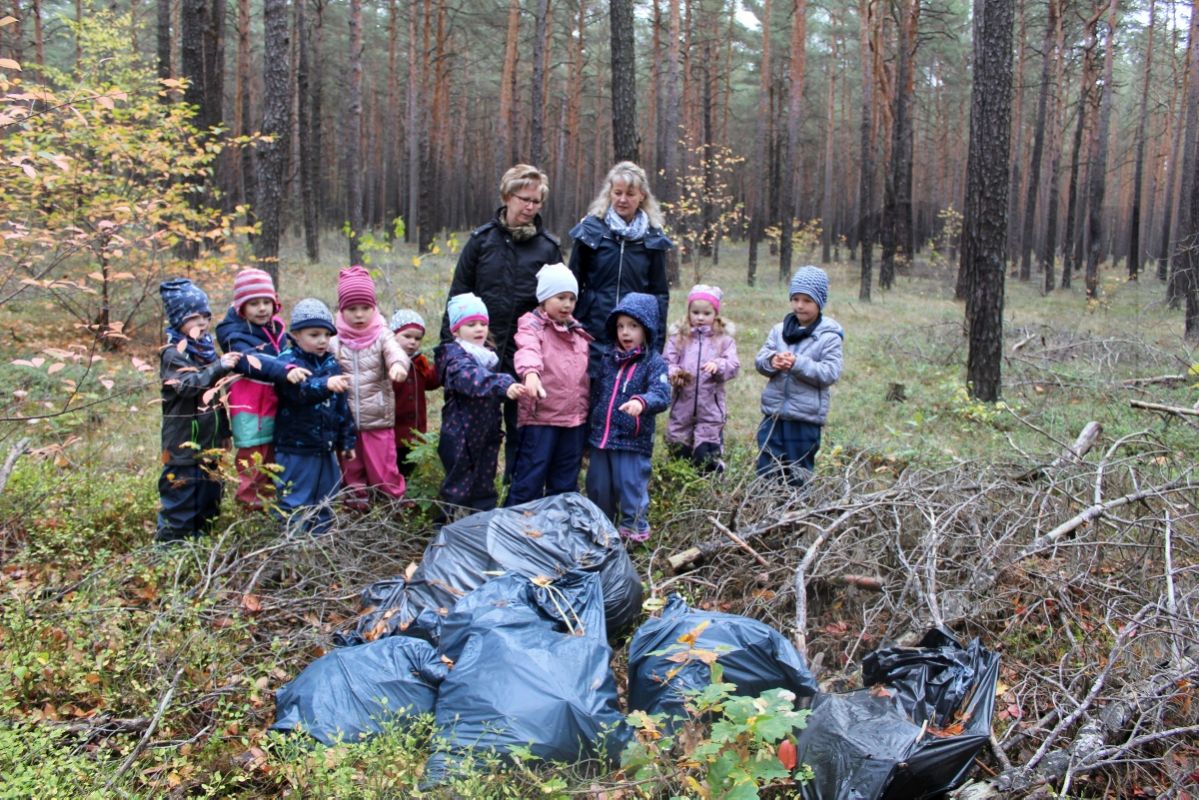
xmin=440 ymin=164 xmax=562 ymax=483
xmin=569 ymin=161 xmax=674 ymax=372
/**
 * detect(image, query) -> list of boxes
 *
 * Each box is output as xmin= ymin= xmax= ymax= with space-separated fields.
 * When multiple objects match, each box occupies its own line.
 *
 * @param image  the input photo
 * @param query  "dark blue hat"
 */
xmin=160 ymin=278 xmax=212 ymax=329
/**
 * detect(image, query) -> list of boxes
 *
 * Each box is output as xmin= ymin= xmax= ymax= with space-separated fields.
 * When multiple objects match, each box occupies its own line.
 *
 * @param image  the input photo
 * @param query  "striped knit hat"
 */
xmin=687 ymin=284 xmax=723 ymax=312
xmin=337 ymin=265 xmax=377 ymax=310
xmin=232 ymin=268 xmax=279 ymax=315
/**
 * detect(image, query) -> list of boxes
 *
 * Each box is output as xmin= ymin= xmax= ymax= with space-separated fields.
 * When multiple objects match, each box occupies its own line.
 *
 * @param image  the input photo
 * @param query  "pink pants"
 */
xmin=234 ymin=444 xmax=275 ymax=511
xmin=341 ymin=428 xmax=407 ymax=499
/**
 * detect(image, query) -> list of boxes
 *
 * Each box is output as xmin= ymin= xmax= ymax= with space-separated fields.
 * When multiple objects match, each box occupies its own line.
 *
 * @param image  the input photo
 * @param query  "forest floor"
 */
xmin=0 ymin=238 xmax=1197 ymax=797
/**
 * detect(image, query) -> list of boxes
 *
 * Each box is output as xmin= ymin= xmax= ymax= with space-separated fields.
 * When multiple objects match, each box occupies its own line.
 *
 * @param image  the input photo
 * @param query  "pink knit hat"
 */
xmin=232 ymin=268 xmax=279 ymax=314
xmin=337 ymin=265 xmax=377 ymax=310
xmin=687 ymin=284 xmax=723 ymax=313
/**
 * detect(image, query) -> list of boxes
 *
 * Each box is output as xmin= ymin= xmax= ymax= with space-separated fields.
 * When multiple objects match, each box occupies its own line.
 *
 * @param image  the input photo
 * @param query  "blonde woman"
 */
xmin=569 ymin=161 xmax=674 ymax=369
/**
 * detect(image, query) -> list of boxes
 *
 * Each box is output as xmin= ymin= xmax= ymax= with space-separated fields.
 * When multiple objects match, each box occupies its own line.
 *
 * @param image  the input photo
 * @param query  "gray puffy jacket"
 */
xmin=754 ymin=316 xmax=843 ymax=424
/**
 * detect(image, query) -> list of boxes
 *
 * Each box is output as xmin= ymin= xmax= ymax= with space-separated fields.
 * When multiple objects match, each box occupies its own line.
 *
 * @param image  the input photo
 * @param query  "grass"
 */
xmin=0 ymin=231 xmax=1197 ymax=797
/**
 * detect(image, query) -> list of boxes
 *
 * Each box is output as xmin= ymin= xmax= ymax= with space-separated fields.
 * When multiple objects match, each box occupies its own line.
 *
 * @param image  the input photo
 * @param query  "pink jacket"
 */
xmin=512 ymin=309 xmax=592 ymax=427
xmin=663 ymin=322 xmax=740 ymax=447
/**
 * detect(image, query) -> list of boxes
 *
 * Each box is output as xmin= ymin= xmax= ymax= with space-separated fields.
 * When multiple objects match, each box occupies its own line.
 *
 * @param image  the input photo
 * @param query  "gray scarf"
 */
xmin=605 ymin=206 xmax=649 ymax=241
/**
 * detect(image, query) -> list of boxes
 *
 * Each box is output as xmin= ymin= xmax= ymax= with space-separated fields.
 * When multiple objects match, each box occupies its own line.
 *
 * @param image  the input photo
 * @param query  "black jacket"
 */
xmin=273 ymin=347 xmax=357 ymax=455
xmin=569 ymin=213 xmax=673 ymax=353
xmin=440 ymin=209 xmax=562 ymax=374
xmin=159 ymin=346 xmax=232 ymax=467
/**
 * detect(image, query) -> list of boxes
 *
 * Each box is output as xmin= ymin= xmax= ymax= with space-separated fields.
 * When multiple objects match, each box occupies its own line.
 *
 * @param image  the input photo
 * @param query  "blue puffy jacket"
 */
xmin=588 ymin=293 xmax=672 ymax=456
xmin=273 ymin=347 xmax=356 ymax=455
xmin=569 ymin=214 xmax=673 ymax=353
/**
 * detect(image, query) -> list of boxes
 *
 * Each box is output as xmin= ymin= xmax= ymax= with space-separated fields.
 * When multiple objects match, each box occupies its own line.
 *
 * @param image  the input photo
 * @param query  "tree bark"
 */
xmin=253 ymin=0 xmax=292 ymax=281
xmin=880 ymin=0 xmax=917 ymax=289
xmin=345 ymin=0 xmax=364 ymax=264
xmin=748 ymin=0 xmax=773 ymax=288
xmin=1005 ymin=0 xmax=1025 ymax=266
xmin=1018 ymin=0 xmax=1057 ymax=282
xmin=1127 ymin=0 xmax=1157 ymax=281
xmin=820 ymin=35 xmax=838 ymax=264
xmin=1157 ymin=70 xmax=1185 ymax=282
xmin=1040 ymin=2 xmax=1066 ymax=293
xmin=611 ymin=0 xmax=639 ymax=163
xmin=156 ymin=0 xmax=171 ymax=87
xmin=1084 ymin=0 xmax=1119 ymax=299
xmin=858 ymin=0 xmax=874 ymax=301
xmin=1061 ymin=16 xmax=1099 ymax=289
xmin=297 ymin=0 xmax=318 ymax=262
xmin=496 ymin=0 xmax=520 ymax=171
xmin=777 ymin=0 xmax=807 ymax=284
xmin=961 ymin=0 xmax=1013 ymax=401
xmin=528 ymin=0 xmax=549 ymax=167
xmin=235 ymin=0 xmax=253 ymax=212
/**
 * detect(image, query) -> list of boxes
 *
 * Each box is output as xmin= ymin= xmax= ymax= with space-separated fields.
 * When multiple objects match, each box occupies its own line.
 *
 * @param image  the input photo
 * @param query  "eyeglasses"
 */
xmin=512 ymin=194 xmax=543 ymax=206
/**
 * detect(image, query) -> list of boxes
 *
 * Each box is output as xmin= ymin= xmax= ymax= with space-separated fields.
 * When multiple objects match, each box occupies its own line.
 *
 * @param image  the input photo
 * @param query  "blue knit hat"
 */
xmin=390 ymin=309 xmax=426 ymax=333
xmin=160 ymin=278 xmax=211 ymax=329
xmin=789 ymin=266 xmax=829 ymax=310
xmin=290 ymin=298 xmax=336 ymax=333
xmin=447 ymin=293 xmax=489 ymax=333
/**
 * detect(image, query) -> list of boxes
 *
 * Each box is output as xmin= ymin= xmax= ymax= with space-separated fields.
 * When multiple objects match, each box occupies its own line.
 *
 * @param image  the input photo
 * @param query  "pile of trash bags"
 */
xmin=271 ymin=493 xmax=999 ymax=795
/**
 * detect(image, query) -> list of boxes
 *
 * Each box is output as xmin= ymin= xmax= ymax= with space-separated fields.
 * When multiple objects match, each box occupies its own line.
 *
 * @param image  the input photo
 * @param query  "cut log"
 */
xmin=1129 ymin=399 xmax=1199 ymax=418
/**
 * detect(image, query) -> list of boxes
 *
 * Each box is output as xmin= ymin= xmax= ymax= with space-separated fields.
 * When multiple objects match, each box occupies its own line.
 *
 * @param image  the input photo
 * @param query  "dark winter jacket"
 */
xmin=588 ymin=293 xmax=672 ymax=456
xmin=273 ymin=346 xmax=357 ymax=455
xmin=569 ymin=213 xmax=673 ymax=353
xmin=160 ymin=346 xmax=233 ymax=467
xmin=215 ymin=306 xmax=294 ymax=448
xmin=439 ymin=209 xmax=562 ymax=374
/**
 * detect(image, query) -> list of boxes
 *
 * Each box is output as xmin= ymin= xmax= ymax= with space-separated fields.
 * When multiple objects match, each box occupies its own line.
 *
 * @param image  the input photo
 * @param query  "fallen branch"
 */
xmin=106 ymin=667 xmax=183 ymax=789
xmin=0 ymin=436 xmax=30 ymax=498
xmin=1129 ymin=399 xmax=1199 ymax=418
xmin=707 ymin=515 xmax=770 ymax=567
xmin=1121 ymin=374 xmax=1189 ymax=387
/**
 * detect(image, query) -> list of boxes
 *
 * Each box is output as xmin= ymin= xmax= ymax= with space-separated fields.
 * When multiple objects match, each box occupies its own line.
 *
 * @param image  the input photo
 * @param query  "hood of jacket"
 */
xmin=605 ymin=292 xmax=661 ymax=347
xmin=215 ymin=305 xmax=288 ymax=355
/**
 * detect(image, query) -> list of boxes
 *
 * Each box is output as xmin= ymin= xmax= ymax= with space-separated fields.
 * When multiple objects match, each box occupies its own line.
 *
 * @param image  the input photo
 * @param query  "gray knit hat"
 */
xmin=535 ymin=262 xmax=578 ymax=303
xmin=290 ymin=298 xmax=336 ymax=333
xmin=390 ymin=309 xmax=426 ymax=333
xmin=788 ymin=265 xmax=829 ymax=310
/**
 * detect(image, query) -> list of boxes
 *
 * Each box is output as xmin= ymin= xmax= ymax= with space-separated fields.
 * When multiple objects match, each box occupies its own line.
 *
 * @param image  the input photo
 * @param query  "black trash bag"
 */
xmin=335 ymin=492 xmax=642 ymax=647
xmin=794 ymin=628 xmax=1000 ymax=800
xmin=423 ymin=570 xmax=627 ymax=783
xmin=271 ymin=636 xmax=448 ymax=746
xmin=627 ymin=594 xmax=819 ymax=723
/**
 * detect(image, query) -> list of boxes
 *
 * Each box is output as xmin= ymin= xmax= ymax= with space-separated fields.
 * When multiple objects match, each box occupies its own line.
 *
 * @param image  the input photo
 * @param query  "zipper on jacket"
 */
xmin=693 ymin=334 xmax=703 ymax=423
xmin=352 ymin=349 xmax=361 ymax=428
xmin=615 ymin=239 xmax=626 ymax=306
xmin=599 ymin=361 xmax=630 ymax=449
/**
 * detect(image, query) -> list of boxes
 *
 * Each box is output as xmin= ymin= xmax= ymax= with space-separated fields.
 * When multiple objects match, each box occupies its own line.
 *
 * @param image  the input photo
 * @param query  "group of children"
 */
xmin=156 ymin=263 xmax=843 ymax=544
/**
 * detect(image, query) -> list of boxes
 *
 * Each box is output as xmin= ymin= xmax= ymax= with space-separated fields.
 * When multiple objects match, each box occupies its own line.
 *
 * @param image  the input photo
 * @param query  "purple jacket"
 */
xmin=512 ymin=309 xmax=592 ymax=428
xmin=663 ymin=322 xmax=740 ymax=447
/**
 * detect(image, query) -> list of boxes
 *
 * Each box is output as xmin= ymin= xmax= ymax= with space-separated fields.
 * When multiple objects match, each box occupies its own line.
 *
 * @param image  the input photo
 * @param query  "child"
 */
xmin=664 ymin=284 xmax=740 ymax=473
xmin=273 ymin=299 xmax=356 ymax=534
xmin=754 ymin=265 xmax=843 ymax=486
xmin=507 ymin=263 xmax=592 ymax=506
xmin=390 ymin=309 xmax=441 ymax=477
xmin=585 ymin=292 xmax=671 ymax=542
xmin=435 ymin=293 xmax=526 ymax=515
xmin=215 ymin=268 xmax=310 ymax=510
xmin=330 ymin=266 xmax=411 ymax=506
xmin=157 ymin=278 xmax=241 ymax=543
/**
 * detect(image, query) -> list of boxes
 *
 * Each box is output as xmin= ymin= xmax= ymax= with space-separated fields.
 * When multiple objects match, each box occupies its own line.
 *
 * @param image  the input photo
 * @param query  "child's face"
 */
xmin=688 ymin=300 xmax=716 ymax=328
xmin=455 ymin=320 xmax=489 ymax=347
xmin=294 ymin=327 xmax=331 ymax=356
xmin=181 ymin=314 xmax=210 ymax=338
xmin=541 ymin=292 xmax=576 ymax=324
xmin=790 ymin=293 xmax=820 ymax=326
xmin=395 ymin=327 xmax=424 ymax=357
xmin=241 ymin=297 xmax=275 ymax=326
xmin=614 ymin=315 xmax=646 ymax=351
xmin=342 ymin=303 xmax=375 ymax=329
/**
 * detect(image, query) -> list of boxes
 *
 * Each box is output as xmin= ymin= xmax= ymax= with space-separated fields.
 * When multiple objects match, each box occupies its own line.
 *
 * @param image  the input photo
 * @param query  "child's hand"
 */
xmin=701 ymin=360 xmax=719 ymax=375
xmin=670 ymin=370 xmax=693 ymax=389
xmin=286 ymin=366 xmax=311 ymax=384
xmin=389 ymin=363 xmax=408 ymax=383
xmin=326 ymin=375 xmax=350 ymax=393
xmin=220 ymin=351 xmax=242 ymax=369
xmin=506 ymin=382 xmax=527 ymax=400
xmin=342 ymin=448 xmax=356 ymax=461
xmin=619 ymin=397 xmax=645 ymax=417
xmin=771 ymin=352 xmax=796 ymax=371
xmin=524 ymin=372 xmax=546 ymax=399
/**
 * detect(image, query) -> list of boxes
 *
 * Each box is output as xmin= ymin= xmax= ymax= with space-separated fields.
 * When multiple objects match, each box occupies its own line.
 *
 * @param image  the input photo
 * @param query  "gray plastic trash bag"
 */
xmin=627 ymin=594 xmax=819 ymax=722
xmin=271 ymin=636 xmax=447 ymax=745
xmin=423 ymin=571 xmax=626 ymax=782
xmin=795 ymin=628 xmax=1000 ymax=799
xmin=336 ymin=493 xmax=642 ymax=646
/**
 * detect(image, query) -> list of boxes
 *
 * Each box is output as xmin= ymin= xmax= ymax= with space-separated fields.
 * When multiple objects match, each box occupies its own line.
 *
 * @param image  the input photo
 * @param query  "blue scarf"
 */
xmin=782 ymin=313 xmax=822 ymax=345
xmin=166 ymin=325 xmax=218 ymax=364
xmin=605 ymin=206 xmax=649 ymax=241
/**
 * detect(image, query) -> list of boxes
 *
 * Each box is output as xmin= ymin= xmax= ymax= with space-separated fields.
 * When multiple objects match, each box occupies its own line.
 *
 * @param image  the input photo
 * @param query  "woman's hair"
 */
xmin=586 ymin=161 xmax=665 ymax=229
xmin=499 ymin=164 xmax=549 ymax=201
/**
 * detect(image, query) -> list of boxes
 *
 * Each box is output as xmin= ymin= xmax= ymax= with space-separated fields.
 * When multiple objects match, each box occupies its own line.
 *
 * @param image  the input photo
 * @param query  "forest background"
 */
xmin=1 ymin=0 xmax=1198 ymax=797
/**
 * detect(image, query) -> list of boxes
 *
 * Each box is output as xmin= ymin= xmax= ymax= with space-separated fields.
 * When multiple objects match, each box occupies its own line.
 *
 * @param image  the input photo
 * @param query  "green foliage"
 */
xmin=0 ymin=721 xmax=115 ymax=798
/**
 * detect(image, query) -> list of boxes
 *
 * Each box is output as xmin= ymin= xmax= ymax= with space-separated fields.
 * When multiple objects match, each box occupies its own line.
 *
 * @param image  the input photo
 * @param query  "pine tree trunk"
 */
xmin=496 ymin=0 xmax=520 ymax=171
xmin=252 ymin=0 xmax=291 ymax=281
xmin=611 ymin=0 xmax=639 ymax=163
xmin=748 ymin=0 xmax=772 ymax=288
xmin=1040 ymin=2 xmax=1066 ymax=294
xmin=157 ymin=0 xmax=171 ymax=86
xmin=345 ymin=0 xmax=364 ymax=264
xmin=858 ymin=0 xmax=875 ymax=301
xmin=1157 ymin=79 xmax=1185 ymax=281
xmin=961 ymin=0 xmax=1013 ymax=401
xmin=1185 ymin=11 xmax=1199 ymax=338
xmin=1169 ymin=8 xmax=1199 ymax=308
xmin=1061 ymin=21 xmax=1098 ymax=289
xmin=235 ymin=0 xmax=253 ymax=210
xmin=298 ymin=0 xmax=318 ymax=261
xmin=405 ymin=0 xmax=423 ymax=246
xmin=1019 ymin=0 xmax=1058 ymax=282
xmin=1084 ymin=0 xmax=1119 ymax=299
xmin=663 ymin=0 xmax=682 ymax=288
xmin=778 ymin=0 xmax=807 ymax=284
xmin=821 ymin=35 xmax=838 ymax=265
xmin=1127 ymin=0 xmax=1156 ymax=281
xmin=1006 ymin=0 xmax=1025 ymax=265
xmin=528 ymin=0 xmax=549 ymax=166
